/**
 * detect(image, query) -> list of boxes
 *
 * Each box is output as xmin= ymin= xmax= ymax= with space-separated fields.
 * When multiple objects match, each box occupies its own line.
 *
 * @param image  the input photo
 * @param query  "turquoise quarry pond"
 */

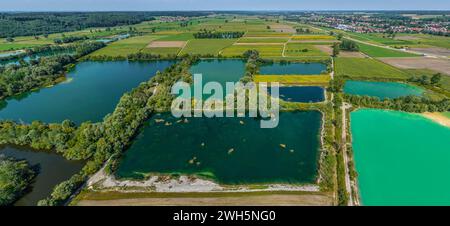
xmin=116 ymin=111 xmax=322 ymax=184
xmin=259 ymin=62 xmax=327 ymax=75
xmin=0 ymin=61 xmax=174 ymax=124
xmin=344 ymin=81 xmax=423 ymax=100
xmin=351 ymin=109 xmax=450 ymax=205
xmin=0 ymin=146 xmax=84 ymax=206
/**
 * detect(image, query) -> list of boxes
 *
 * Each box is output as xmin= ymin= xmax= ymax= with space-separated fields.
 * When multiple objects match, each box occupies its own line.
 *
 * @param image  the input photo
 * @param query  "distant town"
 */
xmin=287 ymin=12 xmax=449 ymax=35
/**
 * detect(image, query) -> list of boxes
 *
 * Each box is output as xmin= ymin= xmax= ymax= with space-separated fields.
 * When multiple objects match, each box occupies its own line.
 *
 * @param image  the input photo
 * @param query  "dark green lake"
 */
xmin=344 ymin=81 xmax=423 ymax=100
xmin=259 ymin=62 xmax=327 ymax=75
xmin=272 ymin=86 xmax=325 ymax=103
xmin=116 ymin=111 xmax=322 ymax=184
xmin=188 ymin=59 xmax=245 ymax=100
xmin=351 ymin=109 xmax=450 ymax=206
xmin=0 ymin=146 xmax=84 ymax=206
xmin=0 ymin=61 xmax=174 ymax=124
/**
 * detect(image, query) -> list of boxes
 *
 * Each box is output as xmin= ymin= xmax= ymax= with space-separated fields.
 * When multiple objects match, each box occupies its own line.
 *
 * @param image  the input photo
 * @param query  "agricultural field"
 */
xmin=346 ymin=32 xmax=411 ymax=45
xmin=74 ymin=191 xmax=333 ymax=206
xmin=346 ymin=32 xmax=450 ymax=50
xmin=0 ymin=36 xmax=52 ymax=51
xmin=154 ymin=32 xmax=194 ymax=41
xmin=221 ymin=44 xmax=284 ymax=57
xmin=193 ymin=19 xmax=269 ymax=32
xmin=237 ymin=37 xmax=290 ymax=43
xmin=89 ymin=35 xmax=162 ymax=57
xmin=142 ymin=47 xmax=181 ymax=56
xmin=357 ymin=42 xmax=420 ymax=58
xmin=179 ymin=39 xmax=236 ymax=55
xmin=254 ymin=75 xmax=331 ymax=85
xmin=284 ymin=43 xmax=329 ymax=57
xmin=244 ymin=31 xmax=293 ymax=37
xmin=378 ymin=57 xmax=450 ymax=76
xmin=335 ymin=57 xmax=409 ymax=79
xmin=290 ymin=35 xmax=336 ymax=41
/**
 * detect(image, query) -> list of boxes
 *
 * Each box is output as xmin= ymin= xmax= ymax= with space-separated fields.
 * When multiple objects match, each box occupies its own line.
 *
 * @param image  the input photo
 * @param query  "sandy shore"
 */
xmin=422 ymin=112 xmax=450 ymax=128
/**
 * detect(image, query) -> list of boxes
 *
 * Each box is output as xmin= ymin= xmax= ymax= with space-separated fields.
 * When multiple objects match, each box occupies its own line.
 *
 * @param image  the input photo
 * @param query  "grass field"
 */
xmin=254 ymin=75 xmax=331 ymax=85
xmin=156 ymin=32 xmax=194 ymax=41
xmin=335 ymin=57 xmax=409 ymax=79
xmin=291 ymin=35 xmax=335 ymax=41
xmin=89 ymin=35 xmax=161 ymax=57
xmin=357 ymin=42 xmax=419 ymax=58
xmin=179 ymin=39 xmax=236 ymax=55
xmin=221 ymin=44 xmax=284 ymax=57
xmin=142 ymin=47 xmax=181 ymax=56
xmin=194 ymin=20 xmax=269 ymax=32
xmin=284 ymin=43 xmax=329 ymax=57
xmin=237 ymin=37 xmax=289 ymax=43
xmin=244 ymin=31 xmax=293 ymax=37
xmin=346 ymin=32 xmax=450 ymax=49
xmin=346 ymin=32 xmax=411 ymax=45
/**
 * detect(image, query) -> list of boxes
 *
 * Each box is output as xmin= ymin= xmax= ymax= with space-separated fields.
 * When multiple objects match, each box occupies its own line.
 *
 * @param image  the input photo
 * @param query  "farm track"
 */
xmin=341 ymin=102 xmax=354 ymax=206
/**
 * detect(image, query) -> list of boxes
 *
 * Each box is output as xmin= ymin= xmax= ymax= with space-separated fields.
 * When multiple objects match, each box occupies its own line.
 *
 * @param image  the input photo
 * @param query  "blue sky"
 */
xmin=1 ymin=0 xmax=449 ymax=11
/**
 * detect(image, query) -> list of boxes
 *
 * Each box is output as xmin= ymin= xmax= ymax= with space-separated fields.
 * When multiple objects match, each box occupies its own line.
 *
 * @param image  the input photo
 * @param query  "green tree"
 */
xmin=332 ymin=43 xmax=340 ymax=57
xmin=431 ymin=73 xmax=442 ymax=84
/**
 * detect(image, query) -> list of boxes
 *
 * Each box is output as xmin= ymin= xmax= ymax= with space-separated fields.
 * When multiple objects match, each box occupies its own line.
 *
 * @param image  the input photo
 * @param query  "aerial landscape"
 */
xmin=0 ymin=0 xmax=449 ymax=211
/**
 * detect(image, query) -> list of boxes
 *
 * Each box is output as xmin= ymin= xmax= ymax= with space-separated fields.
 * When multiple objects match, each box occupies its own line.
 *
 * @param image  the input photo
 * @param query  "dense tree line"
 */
xmin=54 ymin=35 xmax=89 ymax=44
xmin=345 ymin=94 xmax=450 ymax=113
xmin=193 ymin=30 xmax=244 ymax=39
xmin=240 ymin=50 xmax=261 ymax=83
xmin=340 ymin=39 xmax=359 ymax=51
xmin=0 ymin=12 xmax=157 ymax=38
xmin=0 ymin=156 xmax=36 ymax=206
xmin=407 ymin=73 xmax=442 ymax=86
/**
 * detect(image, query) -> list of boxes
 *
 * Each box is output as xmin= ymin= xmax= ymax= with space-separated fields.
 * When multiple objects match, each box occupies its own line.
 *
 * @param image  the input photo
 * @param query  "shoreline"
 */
xmin=87 ymin=167 xmax=320 ymax=193
xmin=422 ymin=112 xmax=450 ymax=128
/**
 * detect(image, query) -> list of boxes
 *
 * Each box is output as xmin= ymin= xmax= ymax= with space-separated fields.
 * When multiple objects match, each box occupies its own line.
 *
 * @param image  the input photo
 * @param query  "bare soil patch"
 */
xmin=408 ymin=47 xmax=450 ymax=57
xmin=147 ymin=41 xmax=186 ymax=48
xmin=339 ymin=51 xmax=366 ymax=58
xmin=379 ymin=57 xmax=450 ymax=75
xmin=76 ymin=192 xmax=333 ymax=206
xmin=314 ymin=45 xmax=333 ymax=55
xmin=271 ymin=24 xmax=296 ymax=33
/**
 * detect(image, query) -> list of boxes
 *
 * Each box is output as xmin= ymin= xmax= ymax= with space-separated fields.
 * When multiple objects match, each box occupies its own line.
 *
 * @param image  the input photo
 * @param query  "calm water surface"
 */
xmin=351 ymin=109 xmax=450 ymax=205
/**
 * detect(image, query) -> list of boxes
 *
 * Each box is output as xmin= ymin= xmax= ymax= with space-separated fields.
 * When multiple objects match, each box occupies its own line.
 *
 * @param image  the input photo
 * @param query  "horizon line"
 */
xmin=1 ymin=9 xmax=450 ymax=13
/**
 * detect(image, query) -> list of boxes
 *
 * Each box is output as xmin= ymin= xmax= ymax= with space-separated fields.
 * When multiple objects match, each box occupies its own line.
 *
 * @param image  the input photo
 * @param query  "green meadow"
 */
xmin=335 ymin=57 xmax=409 ymax=79
xmin=221 ymin=44 xmax=284 ymax=57
xmin=285 ymin=43 xmax=329 ymax=57
xmin=89 ymin=35 xmax=162 ymax=57
xmin=179 ymin=39 xmax=236 ymax=55
xmin=357 ymin=42 xmax=419 ymax=58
